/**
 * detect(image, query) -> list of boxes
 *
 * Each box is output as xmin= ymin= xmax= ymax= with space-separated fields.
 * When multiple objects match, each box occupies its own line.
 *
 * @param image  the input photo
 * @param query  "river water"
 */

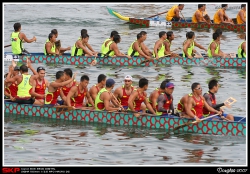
xmin=3 ymin=3 xmax=247 ymax=166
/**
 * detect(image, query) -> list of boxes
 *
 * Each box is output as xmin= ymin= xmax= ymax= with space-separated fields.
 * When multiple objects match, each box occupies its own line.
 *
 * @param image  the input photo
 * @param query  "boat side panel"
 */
xmin=4 ymin=102 xmax=246 ymax=136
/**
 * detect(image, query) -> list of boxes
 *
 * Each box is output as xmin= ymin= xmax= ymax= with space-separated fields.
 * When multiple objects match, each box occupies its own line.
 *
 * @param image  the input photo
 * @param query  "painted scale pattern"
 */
xmin=14 ymin=55 xmax=246 ymax=67
xmin=129 ymin=18 xmax=246 ymax=32
xmin=4 ymin=102 xmax=246 ymax=136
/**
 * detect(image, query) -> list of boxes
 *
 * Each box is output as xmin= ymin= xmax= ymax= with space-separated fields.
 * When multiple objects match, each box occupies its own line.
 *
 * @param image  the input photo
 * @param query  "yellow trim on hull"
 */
xmin=112 ymin=11 xmax=129 ymax=21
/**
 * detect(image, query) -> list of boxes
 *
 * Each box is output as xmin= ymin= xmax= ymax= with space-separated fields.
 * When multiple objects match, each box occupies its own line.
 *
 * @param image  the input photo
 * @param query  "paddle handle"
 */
xmin=4 ymin=44 xmax=11 ymax=48
xmin=147 ymin=10 xmax=168 ymax=18
xmin=192 ymin=114 xmax=219 ymax=124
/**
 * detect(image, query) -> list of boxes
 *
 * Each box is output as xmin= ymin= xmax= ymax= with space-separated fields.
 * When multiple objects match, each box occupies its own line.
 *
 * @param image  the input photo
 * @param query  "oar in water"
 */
xmin=173 ymin=114 xmax=219 ymax=131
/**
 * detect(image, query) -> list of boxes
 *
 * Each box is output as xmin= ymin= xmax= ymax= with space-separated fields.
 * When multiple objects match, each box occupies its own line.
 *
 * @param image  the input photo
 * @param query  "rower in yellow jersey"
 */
xmin=236 ymin=4 xmax=246 ymax=24
xmin=192 ymin=4 xmax=209 ymax=24
xmin=207 ymin=32 xmax=227 ymax=58
xmin=153 ymin=31 xmax=167 ymax=59
xmin=100 ymin=30 xmax=118 ymax=54
xmin=166 ymin=4 xmax=184 ymax=21
xmin=182 ymin=31 xmax=207 ymax=58
xmin=213 ymin=4 xmax=234 ymax=24
xmin=237 ymin=36 xmax=246 ymax=58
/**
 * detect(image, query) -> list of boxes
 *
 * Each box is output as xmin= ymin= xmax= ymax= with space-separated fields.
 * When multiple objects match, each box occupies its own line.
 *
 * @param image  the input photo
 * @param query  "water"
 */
xmin=3 ymin=3 xmax=247 ymax=166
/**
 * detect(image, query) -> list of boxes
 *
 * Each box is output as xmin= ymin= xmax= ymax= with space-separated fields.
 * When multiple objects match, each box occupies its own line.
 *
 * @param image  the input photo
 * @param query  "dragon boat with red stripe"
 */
xmin=4 ymin=52 xmax=246 ymax=67
xmin=4 ymin=101 xmax=246 ymax=136
xmin=107 ymin=7 xmax=246 ymax=32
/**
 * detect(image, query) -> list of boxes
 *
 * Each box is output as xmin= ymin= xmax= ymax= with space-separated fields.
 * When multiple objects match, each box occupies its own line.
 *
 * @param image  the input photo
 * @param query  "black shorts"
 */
xmin=15 ymin=98 xmax=35 ymax=104
xmin=171 ymin=17 xmax=181 ymax=21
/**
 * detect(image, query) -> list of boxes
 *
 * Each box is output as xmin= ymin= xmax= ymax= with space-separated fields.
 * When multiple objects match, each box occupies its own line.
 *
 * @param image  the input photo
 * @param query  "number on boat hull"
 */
xmin=4 ymin=54 xmax=19 ymax=61
xmin=149 ymin=21 xmax=172 ymax=27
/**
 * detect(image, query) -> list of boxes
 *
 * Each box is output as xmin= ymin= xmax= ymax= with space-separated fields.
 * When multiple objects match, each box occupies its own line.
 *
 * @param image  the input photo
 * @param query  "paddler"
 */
xmin=153 ymin=31 xmax=167 ymax=59
xmin=192 ymin=4 xmax=210 ymax=24
xmin=213 ymin=4 xmax=234 ymax=25
xmin=166 ymin=4 xmax=185 ymax=21
xmin=66 ymin=75 xmax=94 ymax=109
xmin=237 ymin=36 xmax=246 ymax=58
xmin=11 ymin=22 xmax=36 ymax=55
xmin=236 ymin=4 xmax=246 ymax=24
xmin=203 ymin=79 xmax=234 ymax=121
xmin=185 ymin=82 xmax=222 ymax=122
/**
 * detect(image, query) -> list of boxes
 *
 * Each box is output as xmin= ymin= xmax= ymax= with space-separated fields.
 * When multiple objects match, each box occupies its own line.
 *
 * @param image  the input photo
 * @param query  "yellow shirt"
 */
xmin=213 ymin=9 xmax=225 ymax=24
xmin=192 ymin=9 xmax=203 ymax=23
xmin=236 ymin=9 xmax=246 ymax=24
xmin=166 ymin=5 xmax=178 ymax=21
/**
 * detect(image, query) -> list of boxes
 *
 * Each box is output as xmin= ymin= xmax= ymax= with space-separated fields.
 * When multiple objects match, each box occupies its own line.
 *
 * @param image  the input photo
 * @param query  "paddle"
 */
xmin=173 ymin=114 xmax=219 ymax=131
xmin=4 ymin=44 xmax=11 ymax=48
xmin=146 ymin=10 xmax=168 ymax=19
xmin=140 ymin=47 xmax=182 ymax=65
xmin=180 ymin=11 xmax=186 ymax=22
xmin=220 ymin=97 xmax=237 ymax=109
xmin=55 ymin=105 xmax=74 ymax=114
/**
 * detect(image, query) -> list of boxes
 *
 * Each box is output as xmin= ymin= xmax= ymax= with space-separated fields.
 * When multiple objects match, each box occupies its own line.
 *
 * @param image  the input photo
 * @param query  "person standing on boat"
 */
xmin=185 ymin=82 xmax=222 ymax=122
xmin=4 ymin=65 xmax=20 ymax=100
xmin=113 ymin=75 xmax=135 ymax=110
xmin=71 ymin=33 xmax=98 ymax=57
xmin=192 ymin=4 xmax=210 ymax=24
xmin=50 ymin=29 xmax=71 ymax=55
xmin=5 ymin=59 xmax=39 ymax=104
xmin=153 ymin=31 xmax=167 ymax=59
xmin=101 ymin=30 xmax=119 ymax=54
xmin=30 ymin=66 xmax=50 ymax=106
xmin=213 ymin=4 xmax=234 ymax=25
xmin=207 ymin=32 xmax=226 ymax=58
xmin=237 ymin=36 xmax=246 ymax=58
xmin=66 ymin=75 xmax=94 ymax=109
xmin=88 ymin=74 xmax=107 ymax=107
xmin=163 ymin=31 xmax=180 ymax=57
xmin=95 ymin=78 xmax=121 ymax=112
xmin=127 ymin=31 xmax=152 ymax=59
xmin=44 ymin=33 xmax=57 ymax=56
xmin=203 ymin=79 xmax=234 ymax=121
xmin=44 ymin=71 xmax=76 ymax=106
xmin=166 ymin=4 xmax=184 ymax=21
xmin=148 ymin=80 xmax=169 ymax=115
xmin=60 ymin=68 xmax=79 ymax=105
xmin=127 ymin=78 xmax=156 ymax=116
xmin=183 ymin=31 xmax=207 ymax=58
xmin=236 ymin=4 xmax=246 ymax=24
xmin=101 ymin=34 xmax=131 ymax=58
xmin=11 ymin=23 xmax=36 ymax=55
xmin=156 ymin=82 xmax=175 ymax=116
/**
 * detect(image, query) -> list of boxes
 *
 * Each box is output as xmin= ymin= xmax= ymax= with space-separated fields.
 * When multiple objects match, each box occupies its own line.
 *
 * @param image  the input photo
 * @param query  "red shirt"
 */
xmin=35 ymin=79 xmax=46 ymax=99
xmin=70 ymin=86 xmax=87 ymax=108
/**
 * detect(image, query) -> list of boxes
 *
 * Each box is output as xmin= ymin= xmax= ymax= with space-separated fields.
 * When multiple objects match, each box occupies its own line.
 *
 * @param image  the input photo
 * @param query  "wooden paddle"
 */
xmin=173 ymin=114 xmax=219 ymax=131
xmin=220 ymin=97 xmax=237 ymax=109
xmin=55 ymin=105 xmax=74 ymax=114
xmin=147 ymin=10 xmax=168 ymax=19
xmin=4 ymin=44 xmax=11 ymax=48
xmin=180 ymin=11 xmax=186 ymax=22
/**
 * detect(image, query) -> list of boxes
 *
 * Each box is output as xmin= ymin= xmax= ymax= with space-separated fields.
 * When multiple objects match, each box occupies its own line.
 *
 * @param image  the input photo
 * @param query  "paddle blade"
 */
xmin=173 ymin=122 xmax=193 ymax=131
xmin=55 ymin=106 xmax=74 ymax=114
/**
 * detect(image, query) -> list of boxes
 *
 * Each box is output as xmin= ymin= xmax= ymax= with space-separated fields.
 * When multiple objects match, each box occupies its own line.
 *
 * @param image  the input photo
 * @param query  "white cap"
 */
xmin=124 ymin=75 xmax=133 ymax=81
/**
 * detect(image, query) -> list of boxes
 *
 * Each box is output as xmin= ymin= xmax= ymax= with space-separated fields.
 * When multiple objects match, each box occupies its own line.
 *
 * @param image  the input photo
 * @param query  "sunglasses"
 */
xmin=124 ymin=80 xmax=131 ymax=82
xmin=195 ymin=87 xmax=202 ymax=90
xmin=37 ymin=67 xmax=45 ymax=71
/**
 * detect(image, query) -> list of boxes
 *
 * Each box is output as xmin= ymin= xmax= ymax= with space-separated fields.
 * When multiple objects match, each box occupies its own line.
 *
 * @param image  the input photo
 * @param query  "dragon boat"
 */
xmin=107 ymin=7 xmax=246 ymax=32
xmin=4 ymin=101 xmax=246 ymax=136
xmin=4 ymin=52 xmax=246 ymax=67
